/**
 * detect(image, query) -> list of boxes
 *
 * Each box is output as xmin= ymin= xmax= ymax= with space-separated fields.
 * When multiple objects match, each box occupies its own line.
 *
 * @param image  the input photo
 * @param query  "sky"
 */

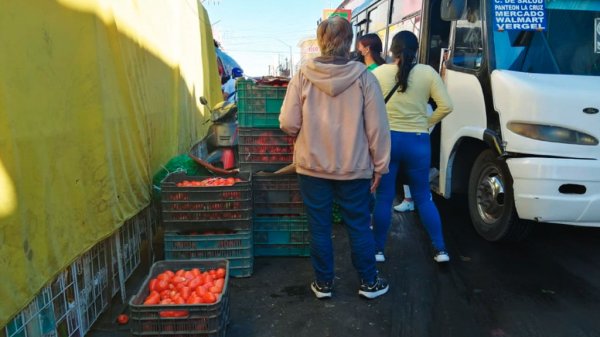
xmin=203 ymin=0 xmax=339 ymax=77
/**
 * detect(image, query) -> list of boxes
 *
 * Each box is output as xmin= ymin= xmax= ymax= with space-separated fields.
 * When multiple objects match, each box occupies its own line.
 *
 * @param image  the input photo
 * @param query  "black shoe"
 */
xmin=358 ymin=276 xmax=389 ymax=299
xmin=311 ymin=280 xmax=333 ymax=299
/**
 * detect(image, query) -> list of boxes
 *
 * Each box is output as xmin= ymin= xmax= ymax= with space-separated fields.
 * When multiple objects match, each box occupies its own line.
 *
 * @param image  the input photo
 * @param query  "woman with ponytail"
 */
xmin=356 ymin=34 xmax=386 ymax=71
xmin=371 ymin=31 xmax=453 ymax=263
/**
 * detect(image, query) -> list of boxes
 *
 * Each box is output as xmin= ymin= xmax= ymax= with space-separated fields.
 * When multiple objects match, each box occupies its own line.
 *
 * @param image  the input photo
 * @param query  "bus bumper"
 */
xmin=506 ymin=157 xmax=600 ymax=226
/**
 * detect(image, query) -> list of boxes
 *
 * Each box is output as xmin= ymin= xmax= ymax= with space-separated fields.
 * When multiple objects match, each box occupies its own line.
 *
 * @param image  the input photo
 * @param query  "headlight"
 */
xmin=507 ymin=122 xmax=599 ymax=146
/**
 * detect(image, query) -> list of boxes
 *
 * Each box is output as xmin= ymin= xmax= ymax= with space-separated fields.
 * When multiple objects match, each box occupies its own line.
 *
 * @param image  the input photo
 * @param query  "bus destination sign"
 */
xmin=493 ymin=0 xmax=546 ymax=31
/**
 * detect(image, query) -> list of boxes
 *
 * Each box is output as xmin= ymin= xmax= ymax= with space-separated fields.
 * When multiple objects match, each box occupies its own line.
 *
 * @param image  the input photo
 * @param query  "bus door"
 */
xmin=435 ymin=0 xmax=488 ymax=196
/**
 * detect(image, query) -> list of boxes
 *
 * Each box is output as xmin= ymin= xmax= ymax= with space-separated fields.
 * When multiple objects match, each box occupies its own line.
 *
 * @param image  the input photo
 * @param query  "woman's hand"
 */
xmin=371 ymin=172 xmax=382 ymax=193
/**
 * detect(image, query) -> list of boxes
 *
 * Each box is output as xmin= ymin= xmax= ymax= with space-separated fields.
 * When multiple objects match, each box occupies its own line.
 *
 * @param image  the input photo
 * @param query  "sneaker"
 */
xmin=375 ymin=251 xmax=386 ymax=262
xmin=311 ymin=280 xmax=333 ymax=299
xmin=393 ymin=200 xmax=414 ymax=212
xmin=358 ymin=276 xmax=389 ymax=299
xmin=434 ymin=250 xmax=450 ymax=263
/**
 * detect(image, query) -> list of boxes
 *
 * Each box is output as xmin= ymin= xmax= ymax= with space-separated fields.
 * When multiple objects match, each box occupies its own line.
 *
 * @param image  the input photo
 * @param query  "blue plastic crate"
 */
xmin=164 ymin=231 xmax=253 ymax=278
xmin=253 ymin=217 xmax=309 ymax=257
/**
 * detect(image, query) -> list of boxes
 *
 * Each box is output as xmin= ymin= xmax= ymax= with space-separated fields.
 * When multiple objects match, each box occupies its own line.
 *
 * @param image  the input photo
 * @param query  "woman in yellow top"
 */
xmin=372 ymin=31 xmax=453 ymax=263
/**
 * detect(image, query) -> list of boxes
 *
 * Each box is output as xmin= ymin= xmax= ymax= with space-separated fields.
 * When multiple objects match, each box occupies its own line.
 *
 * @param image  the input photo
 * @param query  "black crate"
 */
xmin=161 ymin=173 xmax=252 ymax=231
xmin=252 ymin=174 xmax=305 ymax=217
xmin=129 ymin=260 xmax=229 ymax=337
xmin=164 ymin=231 xmax=253 ymax=278
xmin=238 ymin=128 xmax=294 ymax=173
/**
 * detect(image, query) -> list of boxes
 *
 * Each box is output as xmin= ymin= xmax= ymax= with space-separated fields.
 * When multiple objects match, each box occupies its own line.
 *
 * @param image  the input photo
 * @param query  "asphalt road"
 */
xmin=90 ymin=196 xmax=600 ymax=337
xmin=226 ymin=196 xmax=600 ymax=337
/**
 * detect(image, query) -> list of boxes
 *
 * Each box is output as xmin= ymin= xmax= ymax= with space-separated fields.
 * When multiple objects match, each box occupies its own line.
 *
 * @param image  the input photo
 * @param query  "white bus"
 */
xmin=342 ymin=0 xmax=600 ymax=241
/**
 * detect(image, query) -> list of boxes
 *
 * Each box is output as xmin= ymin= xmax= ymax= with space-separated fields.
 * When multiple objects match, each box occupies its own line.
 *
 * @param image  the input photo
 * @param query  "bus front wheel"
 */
xmin=468 ymin=149 xmax=532 ymax=241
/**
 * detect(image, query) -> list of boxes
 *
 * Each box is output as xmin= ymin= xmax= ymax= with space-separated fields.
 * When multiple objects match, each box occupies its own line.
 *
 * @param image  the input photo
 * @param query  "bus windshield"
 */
xmin=493 ymin=1 xmax=600 ymax=76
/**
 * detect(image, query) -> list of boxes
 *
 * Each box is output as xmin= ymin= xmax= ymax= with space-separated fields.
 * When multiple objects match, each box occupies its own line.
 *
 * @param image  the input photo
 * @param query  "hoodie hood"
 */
xmin=301 ymin=57 xmax=367 ymax=97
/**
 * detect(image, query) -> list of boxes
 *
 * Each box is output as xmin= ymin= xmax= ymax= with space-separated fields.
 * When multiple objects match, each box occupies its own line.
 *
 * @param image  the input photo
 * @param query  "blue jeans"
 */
xmin=373 ymin=131 xmax=446 ymax=252
xmin=298 ymin=174 xmax=377 ymax=284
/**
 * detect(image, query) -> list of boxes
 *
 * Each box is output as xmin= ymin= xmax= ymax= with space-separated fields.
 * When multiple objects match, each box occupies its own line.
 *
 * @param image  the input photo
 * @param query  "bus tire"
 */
xmin=468 ymin=149 xmax=532 ymax=241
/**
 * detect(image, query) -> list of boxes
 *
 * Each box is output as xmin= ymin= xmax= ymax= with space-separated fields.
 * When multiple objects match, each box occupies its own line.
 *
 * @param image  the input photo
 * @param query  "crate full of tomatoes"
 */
xmin=161 ymin=173 xmax=252 ymax=231
xmin=164 ymin=230 xmax=253 ymax=278
xmin=129 ymin=259 xmax=229 ymax=337
xmin=238 ymin=128 xmax=294 ymax=173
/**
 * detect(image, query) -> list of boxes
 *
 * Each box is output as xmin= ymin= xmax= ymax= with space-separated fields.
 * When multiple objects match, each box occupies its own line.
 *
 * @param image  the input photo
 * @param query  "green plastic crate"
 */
xmin=253 ymin=217 xmax=309 ymax=257
xmin=236 ymin=80 xmax=287 ymax=128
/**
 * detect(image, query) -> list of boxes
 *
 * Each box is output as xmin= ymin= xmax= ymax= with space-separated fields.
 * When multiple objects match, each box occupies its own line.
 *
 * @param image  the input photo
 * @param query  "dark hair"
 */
xmin=390 ymin=31 xmax=419 ymax=93
xmin=357 ymin=34 xmax=386 ymax=66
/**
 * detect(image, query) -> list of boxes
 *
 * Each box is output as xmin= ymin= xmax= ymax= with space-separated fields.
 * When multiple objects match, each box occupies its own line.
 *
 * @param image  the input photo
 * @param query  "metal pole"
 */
xmin=289 ymin=45 xmax=294 ymax=77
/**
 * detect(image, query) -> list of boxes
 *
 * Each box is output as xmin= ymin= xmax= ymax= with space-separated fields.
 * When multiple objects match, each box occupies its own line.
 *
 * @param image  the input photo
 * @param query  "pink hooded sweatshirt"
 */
xmin=279 ymin=57 xmax=391 ymax=180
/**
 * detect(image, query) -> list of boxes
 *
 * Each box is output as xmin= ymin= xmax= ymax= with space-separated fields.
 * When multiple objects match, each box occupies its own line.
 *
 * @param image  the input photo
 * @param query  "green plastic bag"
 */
xmin=151 ymin=154 xmax=212 ymax=200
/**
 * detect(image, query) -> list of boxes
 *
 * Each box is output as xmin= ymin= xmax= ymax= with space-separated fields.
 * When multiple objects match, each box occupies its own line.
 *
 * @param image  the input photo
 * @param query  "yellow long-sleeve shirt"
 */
xmin=372 ymin=64 xmax=453 ymax=133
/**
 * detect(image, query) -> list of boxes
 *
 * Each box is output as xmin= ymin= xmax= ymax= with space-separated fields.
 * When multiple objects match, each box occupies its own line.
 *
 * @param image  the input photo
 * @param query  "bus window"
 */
xmin=390 ymin=0 xmax=423 ymax=24
xmin=368 ymin=1 xmax=389 ymax=33
xmin=451 ymin=0 xmax=483 ymax=70
xmin=494 ymin=3 xmax=600 ymax=76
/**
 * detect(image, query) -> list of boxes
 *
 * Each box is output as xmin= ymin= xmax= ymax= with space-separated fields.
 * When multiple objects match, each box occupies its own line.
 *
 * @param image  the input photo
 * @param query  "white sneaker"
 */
xmin=375 ymin=252 xmax=385 ymax=262
xmin=434 ymin=251 xmax=450 ymax=263
xmin=393 ymin=200 xmax=414 ymax=212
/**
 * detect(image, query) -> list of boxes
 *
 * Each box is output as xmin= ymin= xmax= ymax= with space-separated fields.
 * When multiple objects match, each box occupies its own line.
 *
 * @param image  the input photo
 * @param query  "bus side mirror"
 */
xmin=441 ymin=0 xmax=466 ymax=21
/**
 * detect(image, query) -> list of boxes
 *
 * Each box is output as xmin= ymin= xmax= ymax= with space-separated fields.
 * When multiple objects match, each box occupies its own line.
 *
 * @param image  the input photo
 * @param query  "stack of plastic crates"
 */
xmin=129 ymin=259 xmax=230 ymax=337
xmin=4 ymin=264 xmax=81 ymax=337
xmin=251 ymin=174 xmax=309 ymax=256
xmin=160 ymin=173 xmax=253 ymax=277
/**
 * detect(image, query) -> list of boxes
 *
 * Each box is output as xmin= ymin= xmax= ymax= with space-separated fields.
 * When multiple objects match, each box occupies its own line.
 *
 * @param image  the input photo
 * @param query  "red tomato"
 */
xmin=156 ymin=279 xmax=169 ymax=292
xmin=159 ymin=310 xmax=189 ymax=318
xmin=143 ymin=292 xmax=160 ymax=305
xmin=214 ymin=278 xmax=225 ymax=289
xmin=183 ymin=271 xmax=195 ymax=280
xmin=202 ymin=292 xmax=216 ymax=304
xmin=188 ymin=277 xmax=201 ymax=289
xmin=117 ymin=314 xmax=129 ymax=325
xmin=216 ymin=268 xmax=226 ymax=279
xmin=149 ymin=279 xmax=158 ymax=292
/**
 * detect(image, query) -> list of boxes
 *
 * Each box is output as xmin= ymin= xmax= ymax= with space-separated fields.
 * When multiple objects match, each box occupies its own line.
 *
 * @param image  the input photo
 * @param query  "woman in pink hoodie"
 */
xmin=279 ymin=16 xmax=391 ymax=300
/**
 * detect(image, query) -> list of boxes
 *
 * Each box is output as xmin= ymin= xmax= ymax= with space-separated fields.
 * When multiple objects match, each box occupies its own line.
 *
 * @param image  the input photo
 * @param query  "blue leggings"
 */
xmin=373 ymin=131 xmax=446 ymax=252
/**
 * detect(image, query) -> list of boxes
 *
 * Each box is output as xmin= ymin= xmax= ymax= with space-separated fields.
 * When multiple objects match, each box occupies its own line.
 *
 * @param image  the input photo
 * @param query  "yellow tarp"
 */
xmin=0 ymin=0 xmax=222 ymax=326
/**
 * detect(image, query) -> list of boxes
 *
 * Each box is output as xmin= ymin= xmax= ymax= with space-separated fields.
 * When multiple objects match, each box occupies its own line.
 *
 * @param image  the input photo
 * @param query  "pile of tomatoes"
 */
xmin=142 ymin=267 xmax=226 ymax=315
xmin=176 ymin=177 xmax=244 ymax=187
